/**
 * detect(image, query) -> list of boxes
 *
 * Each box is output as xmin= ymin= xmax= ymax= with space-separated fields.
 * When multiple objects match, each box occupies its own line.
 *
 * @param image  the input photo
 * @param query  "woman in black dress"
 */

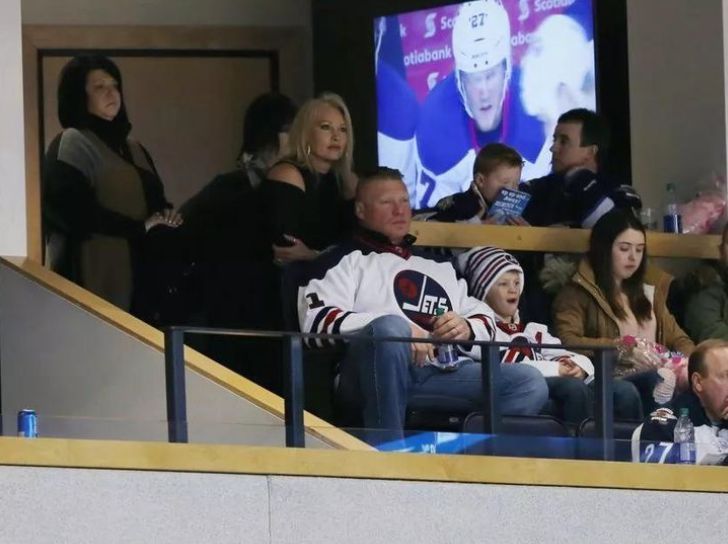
xmin=263 ymin=92 xmax=358 ymax=264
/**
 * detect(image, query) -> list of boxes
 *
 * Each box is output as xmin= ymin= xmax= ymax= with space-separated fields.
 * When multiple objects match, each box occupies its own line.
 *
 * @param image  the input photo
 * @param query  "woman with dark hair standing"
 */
xmin=43 ymin=55 xmax=180 ymax=311
xmin=553 ymin=209 xmax=695 ymax=418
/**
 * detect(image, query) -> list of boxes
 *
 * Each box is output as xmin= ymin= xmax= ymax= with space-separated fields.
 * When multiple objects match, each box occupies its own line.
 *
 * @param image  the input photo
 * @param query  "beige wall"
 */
xmin=21 ymin=0 xmax=311 ymax=27
xmin=0 ymin=0 xmax=27 ymax=257
xmin=627 ymin=0 xmax=727 ymax=213
xmin=41 ymin=55 xmax=273 ymax=208
xmin=21 ymin=10 xmax=312 ymax=259
xmin=0 ymin=0 xmax=314 ymax=260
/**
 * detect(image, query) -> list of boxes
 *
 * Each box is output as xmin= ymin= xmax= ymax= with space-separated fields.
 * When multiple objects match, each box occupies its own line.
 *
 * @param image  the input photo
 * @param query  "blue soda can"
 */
xmin=437 ymin=343 xmax=458 ymax=365
xmin=663 ymin=214 xmax=682 ymax=233
xmin=17 ymin=409 xmax=38 ymax=438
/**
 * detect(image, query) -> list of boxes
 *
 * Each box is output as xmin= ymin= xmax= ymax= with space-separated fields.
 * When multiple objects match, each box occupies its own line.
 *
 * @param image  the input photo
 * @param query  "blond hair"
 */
xmin=286 ymin=92 xmax=354 ymax=179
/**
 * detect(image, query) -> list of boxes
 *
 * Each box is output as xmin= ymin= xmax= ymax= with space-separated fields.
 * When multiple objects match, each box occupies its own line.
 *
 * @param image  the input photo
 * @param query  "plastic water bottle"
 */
xmin=673 ymin=407 xmax=696 ymax=464
xmin=663 ymin=183 xmax=682 ymax=233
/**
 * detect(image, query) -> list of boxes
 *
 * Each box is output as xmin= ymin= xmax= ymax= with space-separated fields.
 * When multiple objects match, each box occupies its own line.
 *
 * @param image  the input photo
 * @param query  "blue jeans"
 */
xmin=588 ymin=377 xmax=644 ymax=421
xmin=545 ymin=376 xmax=592 ymax=425
xmin=338 ymin=315 xmax=549 ymax=433
xmin=548 ymin=376 xmax=649 ymax=424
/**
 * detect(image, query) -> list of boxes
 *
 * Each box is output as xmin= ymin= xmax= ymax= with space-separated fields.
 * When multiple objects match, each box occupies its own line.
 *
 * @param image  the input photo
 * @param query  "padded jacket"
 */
xmin=552 ymin=259 xmax=695 ymax=370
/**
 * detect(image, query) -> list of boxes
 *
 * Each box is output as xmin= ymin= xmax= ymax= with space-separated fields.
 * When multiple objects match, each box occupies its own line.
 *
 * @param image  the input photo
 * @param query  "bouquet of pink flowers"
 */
xmin=615 ymin=335 xmax=689 ymax=393
xmin=680 ymin=173 xmax=727 ymax=234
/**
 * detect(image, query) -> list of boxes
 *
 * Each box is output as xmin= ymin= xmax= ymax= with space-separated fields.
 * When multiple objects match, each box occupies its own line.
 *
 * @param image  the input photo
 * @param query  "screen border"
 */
xmin=311 ymin=0 xmax=630 ymax=184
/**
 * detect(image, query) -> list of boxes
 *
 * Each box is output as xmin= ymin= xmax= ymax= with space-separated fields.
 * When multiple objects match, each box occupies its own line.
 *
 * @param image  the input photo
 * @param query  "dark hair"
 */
xmin=355 ymin=166 xmax=404 ymax=200
xmin=557 ymin=108 xmax=610 ymax=164
xmin=238 ymin=92 xmax=297 ymax=160
xmin=57 ymin=55 xmax=129 ymax=129
xmin=688 ymin=339 xmax=728 ymax=384
xmin=588 ymin=209 xmax=652 ymax=323
xmin=472 ymin=143 xmax=524 ymax=177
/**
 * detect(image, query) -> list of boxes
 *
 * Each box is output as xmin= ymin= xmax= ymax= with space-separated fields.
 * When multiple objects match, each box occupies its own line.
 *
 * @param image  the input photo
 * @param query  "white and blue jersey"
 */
xmin=637 ymin=391 xmax=728 ymax=465
xmin=296 ymin=229 xmax=498 ymax=358
xmin=376 ymin=61 xmax=420 ymax=204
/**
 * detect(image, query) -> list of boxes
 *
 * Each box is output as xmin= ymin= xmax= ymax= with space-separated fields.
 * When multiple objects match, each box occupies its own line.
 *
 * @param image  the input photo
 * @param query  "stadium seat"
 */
xmin=462 ymin=412 xmax=572 ymax=437
xmin=576 ymin=417 xmax=642 ymax=439
xmin=460 ymin=412 xmax=575 ymax=459
xmin=575 ymin=417 xmax=643 ymax=461
xmin=280 ymin=261 xmax=343 ymax=422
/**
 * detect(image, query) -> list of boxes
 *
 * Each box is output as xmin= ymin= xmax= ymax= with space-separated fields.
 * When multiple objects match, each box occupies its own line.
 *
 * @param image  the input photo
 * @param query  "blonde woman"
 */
xmin=262 ymin=92 xmax=358 ymax=264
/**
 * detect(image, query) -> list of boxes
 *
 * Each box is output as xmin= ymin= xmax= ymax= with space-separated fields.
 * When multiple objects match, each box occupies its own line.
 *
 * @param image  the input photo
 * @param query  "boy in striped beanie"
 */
xmin=456 ymin=246 xmax=594 ymax=425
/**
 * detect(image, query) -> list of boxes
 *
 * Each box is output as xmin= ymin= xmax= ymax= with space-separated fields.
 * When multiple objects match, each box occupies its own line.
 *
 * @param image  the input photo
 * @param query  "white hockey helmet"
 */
xmin=452 ymin=0 xmax=512 ymax=76
xmin=520 ymin=15 xmax=596 ymax=123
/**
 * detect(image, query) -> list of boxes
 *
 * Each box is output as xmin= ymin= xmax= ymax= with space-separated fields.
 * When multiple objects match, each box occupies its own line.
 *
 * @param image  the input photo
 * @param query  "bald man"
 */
xmin=296 ymin=167 xmax=547 ymax=441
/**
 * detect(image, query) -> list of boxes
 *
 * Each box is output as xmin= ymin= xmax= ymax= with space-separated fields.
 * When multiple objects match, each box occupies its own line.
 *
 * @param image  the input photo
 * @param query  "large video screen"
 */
xmin=374 ymin=0 xmax=596 ymax=208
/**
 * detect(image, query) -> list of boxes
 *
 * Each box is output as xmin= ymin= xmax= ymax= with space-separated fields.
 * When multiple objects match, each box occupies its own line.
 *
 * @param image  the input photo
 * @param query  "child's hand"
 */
xmin=557 ymin=357 xmax=586 ymax=379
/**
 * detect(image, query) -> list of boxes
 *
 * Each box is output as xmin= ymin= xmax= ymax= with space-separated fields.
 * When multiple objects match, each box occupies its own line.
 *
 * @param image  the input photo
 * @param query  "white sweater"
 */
xmin=495 ymin=320 xmax=594 ymax=380
xmin=297 ymin=233 xmax=497 ymax=357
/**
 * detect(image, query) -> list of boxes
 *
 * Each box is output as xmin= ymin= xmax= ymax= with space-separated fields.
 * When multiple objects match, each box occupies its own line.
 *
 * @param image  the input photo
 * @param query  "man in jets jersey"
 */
xmin=296 ymin=167 xmax=548 ymax=439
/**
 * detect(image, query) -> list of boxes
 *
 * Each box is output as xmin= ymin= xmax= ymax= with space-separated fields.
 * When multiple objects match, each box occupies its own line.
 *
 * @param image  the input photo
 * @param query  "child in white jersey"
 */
xmin=456 ymin=246 xmax=594 ymax=425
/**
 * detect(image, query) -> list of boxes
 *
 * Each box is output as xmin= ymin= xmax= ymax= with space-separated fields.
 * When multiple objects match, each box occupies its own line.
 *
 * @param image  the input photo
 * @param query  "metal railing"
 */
xmin=163 ymin=327 xmax=616 ymax=459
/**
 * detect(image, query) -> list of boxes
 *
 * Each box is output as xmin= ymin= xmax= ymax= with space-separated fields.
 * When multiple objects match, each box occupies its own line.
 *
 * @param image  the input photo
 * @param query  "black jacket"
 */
xmin=638 ymin=390 xmax=728 ymax=465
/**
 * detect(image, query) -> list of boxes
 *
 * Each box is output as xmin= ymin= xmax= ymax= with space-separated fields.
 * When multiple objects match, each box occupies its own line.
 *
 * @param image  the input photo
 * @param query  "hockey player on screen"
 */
xmin=414 ymin=0 xmax=543 ymax=209
xmin=375 ymin=16 xmax=420 ymax=204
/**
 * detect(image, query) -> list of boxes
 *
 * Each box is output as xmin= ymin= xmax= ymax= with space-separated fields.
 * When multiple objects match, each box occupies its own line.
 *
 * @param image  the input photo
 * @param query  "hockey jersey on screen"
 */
xmin=495 ymin=321 xmax=594 ymax=380
xmin=377 ymin=61 xmax=420 ymax=203
xmin=637 ymin=391 xmax=728 ymax=465
xmin=414 ymin=71 xmax=544 ymax=209
xmin=297 ymin=229 xmax=496 ymax=357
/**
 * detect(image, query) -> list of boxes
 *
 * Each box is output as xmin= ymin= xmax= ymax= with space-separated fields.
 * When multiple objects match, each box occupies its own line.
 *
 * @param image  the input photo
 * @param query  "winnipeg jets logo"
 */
xmin=424 ymin=12 xmax=437 ymax=38
xmin=394 ymin=270 xmax=451 ymax=329
xmin=518 ymin=0 xmax=530 ymax=21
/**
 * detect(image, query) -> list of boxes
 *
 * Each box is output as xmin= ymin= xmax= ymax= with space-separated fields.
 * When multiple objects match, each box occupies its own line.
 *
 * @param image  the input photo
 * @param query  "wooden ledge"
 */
xmin=410 ymin=222 xmax=721 ymax=259
xmin=0 ymin=257 xmax=370 ymax=452
xmin=1 ymin=436 xmax=727 ymax=493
